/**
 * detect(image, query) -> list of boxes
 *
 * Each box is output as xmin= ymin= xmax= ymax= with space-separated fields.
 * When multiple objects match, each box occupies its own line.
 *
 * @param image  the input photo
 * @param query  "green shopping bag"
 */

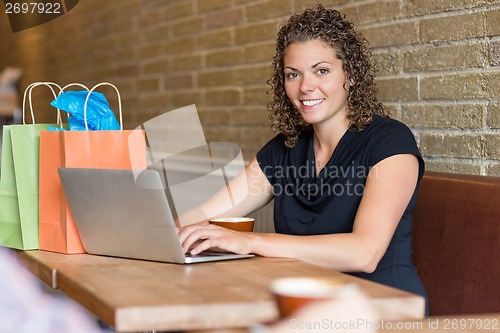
xmin=0 ymin=82 xmax=62 ymax=250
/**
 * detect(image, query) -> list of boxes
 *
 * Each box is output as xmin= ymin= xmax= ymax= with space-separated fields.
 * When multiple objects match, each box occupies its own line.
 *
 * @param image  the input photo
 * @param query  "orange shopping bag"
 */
xmin=38 ymin=82 xmax=147 ymax=254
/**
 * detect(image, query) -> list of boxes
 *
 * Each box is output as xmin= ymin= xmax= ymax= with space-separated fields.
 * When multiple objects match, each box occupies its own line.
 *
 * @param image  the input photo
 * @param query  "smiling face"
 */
xmin=283 ymin=39 xmax=350 ymax=128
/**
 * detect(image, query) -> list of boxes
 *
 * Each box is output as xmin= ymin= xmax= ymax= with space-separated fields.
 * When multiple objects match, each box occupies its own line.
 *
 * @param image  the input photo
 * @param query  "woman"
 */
xmin=179 ymin=5 xmax=427 ymax=305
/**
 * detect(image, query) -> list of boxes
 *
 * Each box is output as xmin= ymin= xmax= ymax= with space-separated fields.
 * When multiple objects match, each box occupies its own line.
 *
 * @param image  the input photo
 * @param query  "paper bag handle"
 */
xmin=59 ymin=82 xmax=89 ymax=94
xmin=83 ymin=82 xmax=123 ymax=130
xmin=56 ymin=83 xmax=90 ymax=128
xmin=22 ymin=82 xmax=62 ymax=125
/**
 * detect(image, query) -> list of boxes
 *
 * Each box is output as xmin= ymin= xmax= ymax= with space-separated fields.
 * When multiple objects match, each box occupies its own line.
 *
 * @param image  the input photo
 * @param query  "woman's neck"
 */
xmin=312 ymin=116 xmax=350 ymax=152
xmin=312 ymin=118 xmax=349 ymax=174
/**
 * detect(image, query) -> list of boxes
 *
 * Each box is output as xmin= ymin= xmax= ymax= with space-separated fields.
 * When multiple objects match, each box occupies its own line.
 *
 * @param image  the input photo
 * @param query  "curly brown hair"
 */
xmin=267 ymin=4 xmax=389 ymax=148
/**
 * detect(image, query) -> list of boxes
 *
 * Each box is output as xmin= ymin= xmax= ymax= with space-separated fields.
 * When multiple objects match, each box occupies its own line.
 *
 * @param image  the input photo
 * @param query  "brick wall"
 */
xmin=1 ymin=0 xmax=499 ymax=175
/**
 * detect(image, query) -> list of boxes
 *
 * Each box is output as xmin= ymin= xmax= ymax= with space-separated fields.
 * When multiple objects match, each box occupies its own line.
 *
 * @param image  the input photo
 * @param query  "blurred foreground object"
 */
xmin=254 ymin=281 xmax=378 ymax=333
xmin=0 ymin=67 xmax=22 ymax=118
xmin=0 ymin=67 xmax=22 ymax=163
xmin=0 ymin=248 xmax=102 ymax=333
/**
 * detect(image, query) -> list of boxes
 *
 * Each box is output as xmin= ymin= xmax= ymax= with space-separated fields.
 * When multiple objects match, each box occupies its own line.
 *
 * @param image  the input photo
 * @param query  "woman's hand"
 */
xmin=178 ymin=223 xmax=254 ymax=255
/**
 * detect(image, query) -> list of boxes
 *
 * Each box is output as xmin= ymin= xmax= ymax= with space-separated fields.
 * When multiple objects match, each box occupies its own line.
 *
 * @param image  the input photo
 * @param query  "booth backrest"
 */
xmin=412 ymin=171 xmax=500 ymax=316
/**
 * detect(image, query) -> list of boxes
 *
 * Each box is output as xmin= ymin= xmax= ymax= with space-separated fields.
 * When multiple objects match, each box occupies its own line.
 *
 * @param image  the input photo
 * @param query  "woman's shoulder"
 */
xmin=261 ymin=130 xmax=312 ymax=151
xmin=261 ymin=133 xmax=286 ymax=150
xmin=257 ymin=130 xmax=312 ymax=165
xmin=364 ymin=115 xmax=424 ymax=177
xmin=257 ymin=133 xmax=286 ymax=163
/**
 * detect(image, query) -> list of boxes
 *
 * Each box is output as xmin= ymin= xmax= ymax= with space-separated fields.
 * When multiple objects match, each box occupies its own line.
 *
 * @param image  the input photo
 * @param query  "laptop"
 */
xmin=58 ymin=168 xmax=254 ymax=264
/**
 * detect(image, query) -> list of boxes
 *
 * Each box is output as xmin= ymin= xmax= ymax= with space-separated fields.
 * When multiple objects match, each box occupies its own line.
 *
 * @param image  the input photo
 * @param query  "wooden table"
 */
xmin=18 ymin=250 xmax=425 ymax=332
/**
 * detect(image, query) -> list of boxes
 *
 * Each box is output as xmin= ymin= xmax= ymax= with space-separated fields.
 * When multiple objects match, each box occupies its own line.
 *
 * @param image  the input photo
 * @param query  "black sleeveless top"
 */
xmin=257 ymin=115 xmax=428 ymax=310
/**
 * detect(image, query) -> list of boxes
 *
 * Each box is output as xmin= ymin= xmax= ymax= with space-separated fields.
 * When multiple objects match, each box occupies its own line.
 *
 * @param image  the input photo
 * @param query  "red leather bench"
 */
xmin=412 ymin=171 xmax=500 ymax=315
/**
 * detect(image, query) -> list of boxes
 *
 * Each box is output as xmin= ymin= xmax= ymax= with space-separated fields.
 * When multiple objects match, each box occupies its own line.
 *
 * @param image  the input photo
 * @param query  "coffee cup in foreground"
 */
xmin=270 ymin=277 xmax=357 ymax=318
xmin=209 ymin=217 xmax=255 ymax=232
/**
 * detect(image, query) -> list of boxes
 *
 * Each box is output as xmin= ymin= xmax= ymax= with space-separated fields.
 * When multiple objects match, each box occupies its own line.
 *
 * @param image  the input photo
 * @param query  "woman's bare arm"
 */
xmin=177 ymin=157 xmax=274 ymax=226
